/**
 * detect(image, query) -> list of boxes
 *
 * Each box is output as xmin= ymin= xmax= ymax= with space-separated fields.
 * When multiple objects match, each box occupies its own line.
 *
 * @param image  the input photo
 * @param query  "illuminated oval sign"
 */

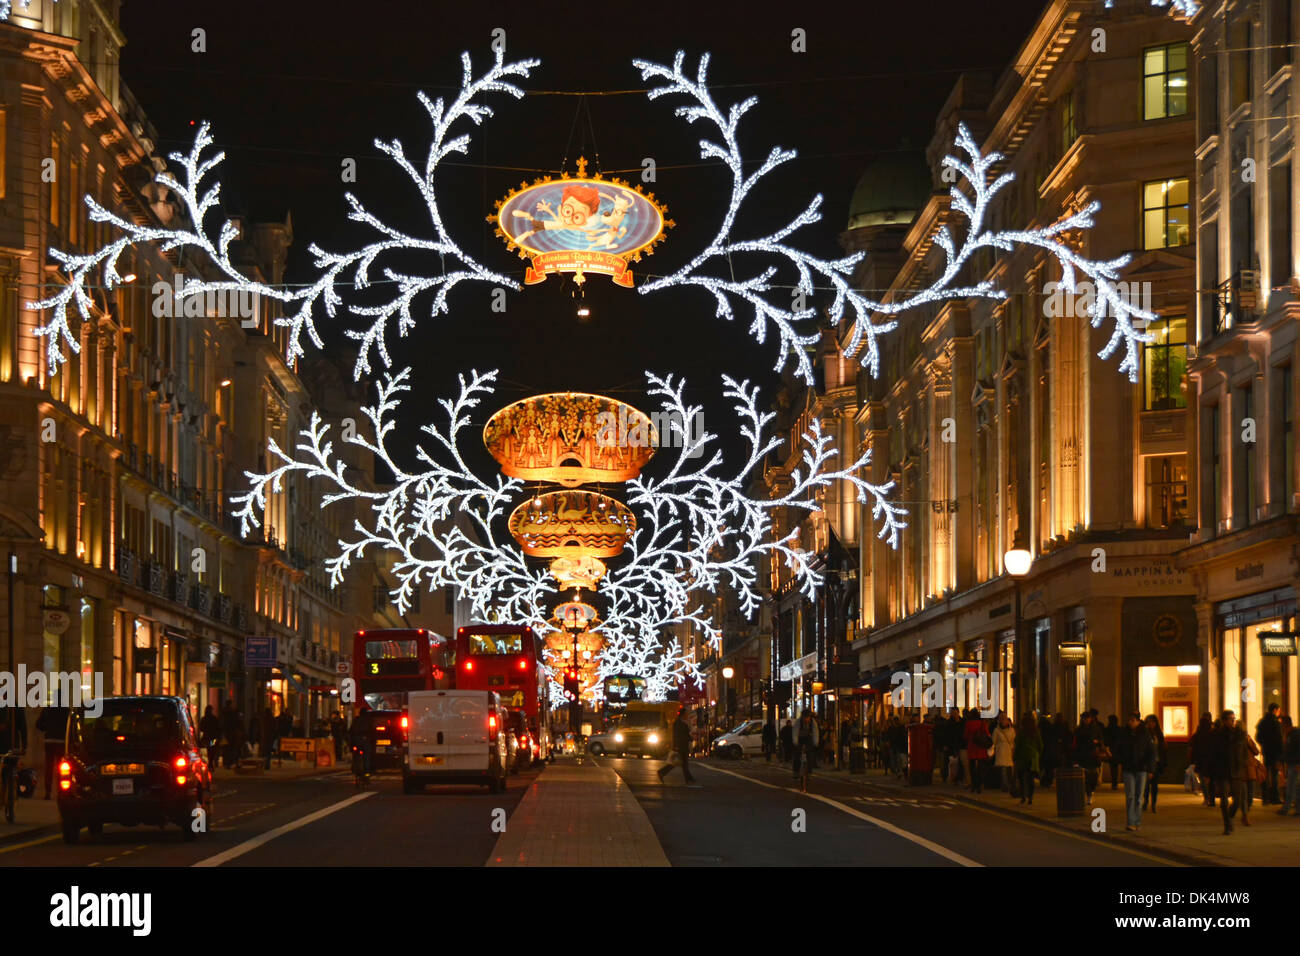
xmin=550 ymin=555 xmax=607 ymax=591
xmin=507 ymin=490 xmax=635 ymax=559
xmin=483 ymin=392 xmax=657 ymax=488
xmin=553 ymin=601 xmax=599 ymax=626
xmin=491 ymin=159 xmax=671 ymax=288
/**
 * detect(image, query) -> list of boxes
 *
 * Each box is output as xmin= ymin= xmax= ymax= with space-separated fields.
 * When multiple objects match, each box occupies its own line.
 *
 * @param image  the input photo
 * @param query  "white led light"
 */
xmin=229 ymin=367 xmax=904 ymax=701
xmin=634 ymin=52 xmax=1159 ymax=384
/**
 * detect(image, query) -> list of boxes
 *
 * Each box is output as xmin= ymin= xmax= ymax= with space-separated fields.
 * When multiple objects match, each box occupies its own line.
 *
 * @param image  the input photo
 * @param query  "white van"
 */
xmin=403 ymin=690 xmax=509 ymax=793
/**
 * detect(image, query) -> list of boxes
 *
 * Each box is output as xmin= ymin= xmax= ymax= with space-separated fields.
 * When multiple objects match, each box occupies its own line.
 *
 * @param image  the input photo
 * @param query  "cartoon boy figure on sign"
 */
xmin=511 ymin=183 xmax=603 ymax=245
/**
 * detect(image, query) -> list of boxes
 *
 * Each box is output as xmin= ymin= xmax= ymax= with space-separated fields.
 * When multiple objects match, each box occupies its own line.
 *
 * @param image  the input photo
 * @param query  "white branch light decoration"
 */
xmin=29 ymin=49 xmax=538 ymax=377
xmin=228 ymin=369 xmax=903 ymax=695
xmin=635 ymin=52 xmax=1158 ymax=384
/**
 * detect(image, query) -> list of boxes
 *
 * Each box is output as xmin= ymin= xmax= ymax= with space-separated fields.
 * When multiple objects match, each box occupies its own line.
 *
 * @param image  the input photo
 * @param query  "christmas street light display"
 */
xmin=632 ymin=52 xmax=1159 ymax=385
xmin=550 ymin=555 xmax=607 ymax=591
xmin=507 ymin=491 xmax=636 ymax=559
xmin=35 ymin=22 xmax=1189 ymax=384
xmin=228 ymin=366 xmax=900 ymax=697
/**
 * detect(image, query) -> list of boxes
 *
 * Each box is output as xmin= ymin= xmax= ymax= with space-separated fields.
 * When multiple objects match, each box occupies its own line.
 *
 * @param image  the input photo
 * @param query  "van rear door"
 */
xmin=408 ymin=691 xmax=490 ymax=773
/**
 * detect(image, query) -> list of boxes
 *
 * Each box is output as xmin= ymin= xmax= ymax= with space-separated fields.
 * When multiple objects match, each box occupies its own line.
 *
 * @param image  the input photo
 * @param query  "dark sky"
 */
xmin=117 ymin=0 xmax=1050 ymax=475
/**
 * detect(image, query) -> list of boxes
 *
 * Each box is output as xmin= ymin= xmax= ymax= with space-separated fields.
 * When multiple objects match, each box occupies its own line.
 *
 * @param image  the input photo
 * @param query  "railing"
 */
xmin=116 ymin=547 xmax=138 ymax=587
xmin=146 ymin=561 xmax=165 ymax=596
xmin=235 ymin=603 xmax=250 ymax=632
xmin=190 ymin=583 xmax=211 ymax=615
xmin=214 ymin=592 xmax=233 ymax=625
xmin=168 ymin=570 xmax=189 ymax=606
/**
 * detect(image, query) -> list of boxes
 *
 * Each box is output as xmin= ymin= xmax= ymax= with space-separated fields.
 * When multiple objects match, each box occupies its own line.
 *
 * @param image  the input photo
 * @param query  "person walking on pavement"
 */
xmin=778 ymin=718 xmax=793 ymax=765
xmin=993 ymin=712 xmax=1016 ymax=795
xmin=1116 ymin=711 xmax=1156 ymax=831
xmin=1038 ymin=713 xmax=1057 ymax=788
xmin=219 ymin=700 xmax=240 ymax=768
xmin=761 ymin=718 xmax=777 ymax=763
xmin=35 ymin=705 xmax=69 ymax=799
xmin=1278 ymin=716 xmax=1300 ymax=816
xmin=791 ymin=708 xmax=819 ymax=789
xmin=963 ymin=711 xmax=991 ymax=794
xmin=839 ymin=718 xmax=853 ymax=770
xmin=657 ymin=708 xmax=697 ymax=785
xmin=199 ymin=705 xmax=222 ymax=773
xmin=330 ymin=711 xmax=346 ymax=761
xmin=1210 ymin=709 xmax=1257 ymax=834
xmin=1103 ymin=714 xmax=1121 ymax=790
xmin=1013 ymin=712 xmax=1041 ymax=805
xmin=1142 ymin=714 xmax=1167 ymax=813
xmin=1256 ymin=702 xmax=1284 ymax=805
xmin=277 ymin=708 xmax=293 ymax=752
xmin=1190 ymin=712 xmax=1216 ymax=807
xmin=260 ymin=707 xmax=276 ymax=770
xmin=1073 ymin=710 xmax=1105 ymax=804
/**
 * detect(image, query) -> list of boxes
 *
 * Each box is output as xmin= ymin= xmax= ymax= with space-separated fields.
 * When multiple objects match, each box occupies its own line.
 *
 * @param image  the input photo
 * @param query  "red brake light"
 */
xmin=174 ymin=756 xmax=188 ymax=769
xmin=489 ymin=714 xmax=497 ymax=730
xmin=465 ymin=660 xmax=474 ymax=672
xmin=59 ymin=779 xmax=71 ymax=791
xmin=400 ymin=715 xmax=409 ymax=730
xmin=517 ymin=659 xmax=527 ymax=670
xmin=175 ymin=775 xmax=187 ymax=785
xmin=58 ymin=760 xmax=71 ymax=777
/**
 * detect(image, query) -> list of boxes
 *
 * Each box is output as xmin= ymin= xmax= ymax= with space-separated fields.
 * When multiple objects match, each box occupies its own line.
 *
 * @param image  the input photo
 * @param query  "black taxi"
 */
xmin=57 ymin=696 xmax=212 ymax=844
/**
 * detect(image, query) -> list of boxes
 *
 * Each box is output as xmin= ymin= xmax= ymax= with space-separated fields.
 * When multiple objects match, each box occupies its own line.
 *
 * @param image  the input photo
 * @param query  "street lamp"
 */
xmin=1004 ymin=548 xmax=1033 ymax=715
xmin=721 ymin=665 xmax=734 ymax=727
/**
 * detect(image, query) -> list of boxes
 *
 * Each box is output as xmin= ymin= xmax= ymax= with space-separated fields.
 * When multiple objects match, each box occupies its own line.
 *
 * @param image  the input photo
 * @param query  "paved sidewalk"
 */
xmin=807 ymin=762 xmax=1300 ymax=866
xmin=488 ymin=758 xmax=669 ymax=867
xmin=0 ymin=793 xmax=61 ymax=844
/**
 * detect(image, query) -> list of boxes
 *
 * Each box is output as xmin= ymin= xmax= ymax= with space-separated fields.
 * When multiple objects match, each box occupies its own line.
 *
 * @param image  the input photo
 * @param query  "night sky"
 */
xmin=116 ymin=0 xmax=1049 ymax=475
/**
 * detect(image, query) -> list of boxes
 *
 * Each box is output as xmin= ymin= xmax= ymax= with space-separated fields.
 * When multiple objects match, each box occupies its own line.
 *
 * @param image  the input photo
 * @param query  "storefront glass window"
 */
xmin=1223 ymin=627 xmax=1242 ymax=719
xmin=1246 ymin=620 xmax=1292 ymax=723
xmin=42 ymin=584 xmax=63 ymax=676
xmin=79 ymin=597 xmax=95 ymax=699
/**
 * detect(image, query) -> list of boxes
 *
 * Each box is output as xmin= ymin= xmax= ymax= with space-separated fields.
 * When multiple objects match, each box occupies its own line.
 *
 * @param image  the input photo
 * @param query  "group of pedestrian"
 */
xmin=199 ymin=701 xmax=299 ymax=770
xmin=1185 ymin=704 xmax=1297 ymax=835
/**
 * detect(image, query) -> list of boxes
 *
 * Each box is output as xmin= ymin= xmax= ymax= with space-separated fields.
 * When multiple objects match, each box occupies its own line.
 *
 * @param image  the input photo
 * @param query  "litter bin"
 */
xmin=906 ymin=722 xmax=934 ymax=786
xmin=1056 ymin=765 xmax=1086 ymax=816
xmin=849 ymin=746 xmax=866 ymax=774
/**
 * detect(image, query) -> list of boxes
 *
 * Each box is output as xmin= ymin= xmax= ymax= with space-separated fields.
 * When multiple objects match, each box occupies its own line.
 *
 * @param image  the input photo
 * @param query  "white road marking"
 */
xmin=191 ymin=792 xmax=375 ymax=867
xmin=697 ymin=762 xmax=982 ymax=867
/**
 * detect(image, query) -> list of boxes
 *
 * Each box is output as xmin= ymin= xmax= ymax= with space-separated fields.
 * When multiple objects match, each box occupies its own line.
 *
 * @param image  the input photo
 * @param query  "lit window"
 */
xmin=1061 ymin=91 xmax=1077 ymax=155
xmin=1142 ymin=315 xmax=1187 ymax=410
xmin=1144 ymin=43 xmax=1189 ymax=120
xmin=1143 ymin=178 xmax=1190 ymax=250
xmin=1145 ymin=456 xmax=1189 ymax=529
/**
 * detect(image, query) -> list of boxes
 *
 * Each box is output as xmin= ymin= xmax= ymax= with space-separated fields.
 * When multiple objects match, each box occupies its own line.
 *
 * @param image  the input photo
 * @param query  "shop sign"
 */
xmin=1058 ymin=643 xmax=1088 ymax=665
xmin=1109 ymin=560 xmax=1187 ymax=588
xmin=133 ymin=647 xmax=157 ymax=674
xmin=245 ymin=637 xmax=276 ymax=667
xmin=42 ymin=607 xmax=71 ymax=635
xmin=1259 ymin=632 xmax=1298 ymax=656
xmin=987 ymin=603 xmax=1011 ymax=620
xmin=209 ymin=669 xmax=226 ymax=690
xmin=1234 ymin=562 xmax=1264 ymax=582
xmin=1152 ymin=613 xmax=1182 ymax=648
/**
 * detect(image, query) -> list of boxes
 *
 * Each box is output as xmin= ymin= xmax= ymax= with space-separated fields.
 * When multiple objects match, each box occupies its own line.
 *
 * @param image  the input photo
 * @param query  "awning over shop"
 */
xmin=858 ymin=669 xmax=895 ymax=694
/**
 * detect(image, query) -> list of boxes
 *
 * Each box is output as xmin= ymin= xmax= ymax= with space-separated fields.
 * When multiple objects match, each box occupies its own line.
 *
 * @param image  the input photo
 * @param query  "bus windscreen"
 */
xmin=467 ymin=632 xmax=524 ymax=655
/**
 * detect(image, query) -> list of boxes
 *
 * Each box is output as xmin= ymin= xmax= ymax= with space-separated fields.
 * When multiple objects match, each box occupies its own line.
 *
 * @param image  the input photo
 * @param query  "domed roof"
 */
xmin=847 ymin=153 xmax=932 ymax=231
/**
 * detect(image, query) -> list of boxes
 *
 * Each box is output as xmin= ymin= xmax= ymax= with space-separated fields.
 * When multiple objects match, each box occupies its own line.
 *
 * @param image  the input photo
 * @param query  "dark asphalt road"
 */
xmin=602 ymin=755 xmax=1178 ymax=867
xmin=0 ymin=766 xmax=538 ymax=868
xmin=0 ymin=756 xmax=1179 ymax=866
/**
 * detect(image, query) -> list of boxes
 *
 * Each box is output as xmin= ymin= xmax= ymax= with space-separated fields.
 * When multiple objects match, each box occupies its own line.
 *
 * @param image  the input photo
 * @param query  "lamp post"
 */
xmin=1004 ymin=548 xmax=1033 ymax=716
xmin=722 ymin=665 xmax=734 ymax=727
xmin=6 ymin=553 xmax=14 ymax=751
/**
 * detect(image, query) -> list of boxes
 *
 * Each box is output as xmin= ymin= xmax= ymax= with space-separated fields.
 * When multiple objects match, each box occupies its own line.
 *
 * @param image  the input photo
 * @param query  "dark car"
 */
xmin=57 ymin=696 xmax=212 ymax=844
xmin=351 ymin=709 xmax=407 ymax=773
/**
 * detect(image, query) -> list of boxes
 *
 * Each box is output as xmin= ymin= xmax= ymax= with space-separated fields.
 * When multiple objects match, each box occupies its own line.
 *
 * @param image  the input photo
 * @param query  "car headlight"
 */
xmin=614 ymin=733 xmax=624 ymax=743
xmin=647 ymin=733 xmax=659 ymax=745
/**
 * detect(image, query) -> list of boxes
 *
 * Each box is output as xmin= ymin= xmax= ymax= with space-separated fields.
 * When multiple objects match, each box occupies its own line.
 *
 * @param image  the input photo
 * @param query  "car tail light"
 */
xmin=59 ymin=779 xmax=71 ymax=791
xmin=464 ymin=660 xmax=474 ymax=672
xmin=174 ymin=756 xmax=188 ymax=770
xmin=400 ymin=714 xmax=409 ymax=734
xmin=175 ymin=775 xmax=187 ymax=786
xmin=58 ymin=760 xmax=71 ymax=777
xmin=488 ymin=712 xmax=498 ymax=741
xmin=517 ymin=658 xmax=527 ymax=670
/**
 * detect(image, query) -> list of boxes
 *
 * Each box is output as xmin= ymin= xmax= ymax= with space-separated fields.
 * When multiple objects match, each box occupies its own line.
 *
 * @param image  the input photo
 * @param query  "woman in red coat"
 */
xmin=964 ymin=711 xmax=992 ymax=793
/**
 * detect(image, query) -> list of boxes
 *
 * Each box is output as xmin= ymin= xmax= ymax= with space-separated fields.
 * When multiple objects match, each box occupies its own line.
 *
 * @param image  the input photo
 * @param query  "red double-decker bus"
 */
xmin=352 ymin=628 xmax=453 ymax=711
xmin=455 ymin=624 xmax=550 ymax=761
